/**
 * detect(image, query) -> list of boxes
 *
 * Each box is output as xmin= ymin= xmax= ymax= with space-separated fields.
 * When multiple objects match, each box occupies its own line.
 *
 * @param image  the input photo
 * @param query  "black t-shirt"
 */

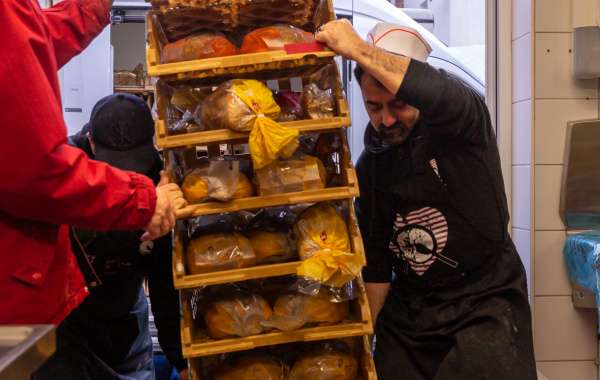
xmin=356 ymin=59 xmax=512 ymax=289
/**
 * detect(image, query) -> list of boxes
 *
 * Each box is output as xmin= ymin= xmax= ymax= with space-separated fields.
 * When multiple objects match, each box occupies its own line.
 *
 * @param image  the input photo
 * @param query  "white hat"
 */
xmin=366 ymin=22 xmax=432 ymax=62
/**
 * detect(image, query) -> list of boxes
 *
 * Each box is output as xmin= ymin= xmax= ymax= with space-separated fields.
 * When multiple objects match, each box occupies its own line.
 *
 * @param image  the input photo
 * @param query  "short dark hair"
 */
xmin=354 ymin=64 xmax=386 ymax=89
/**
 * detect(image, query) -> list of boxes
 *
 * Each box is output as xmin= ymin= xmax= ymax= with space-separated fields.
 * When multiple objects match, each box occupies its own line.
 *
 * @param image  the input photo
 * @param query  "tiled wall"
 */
xmin=513 ymin=0 xmax=600 ymax=378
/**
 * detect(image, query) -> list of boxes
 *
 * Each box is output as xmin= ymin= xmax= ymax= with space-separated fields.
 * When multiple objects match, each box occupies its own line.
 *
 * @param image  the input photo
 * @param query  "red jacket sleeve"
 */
xmin=0 ymin=0 xmax=156 ymax=231
xmin=41 ymin=0 xmax=112 ymax=69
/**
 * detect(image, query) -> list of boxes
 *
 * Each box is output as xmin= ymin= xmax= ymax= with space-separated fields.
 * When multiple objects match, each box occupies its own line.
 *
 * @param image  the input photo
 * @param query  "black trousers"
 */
xmin=374 ymin=249 xmax=537 ymax=380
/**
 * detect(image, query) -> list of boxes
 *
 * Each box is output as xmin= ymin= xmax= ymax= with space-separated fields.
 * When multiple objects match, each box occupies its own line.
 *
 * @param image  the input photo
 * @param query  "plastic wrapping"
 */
xmin=240 ymin=25 xmax=315 ymax=54
xmin=181 ymin=162 xmax=253 ymax=204
xmin=262 ymin=291 xmax=349 ymax=332
xmin=169 ymin=86 xmax=210 ymax=133
xmin=201 ymin=79 xmax=299 ymax=169
xmin=187 ymin=212 xmax=254 ymax=237
xmin=186 ymin=232 xmax=256 ymax=274
xmin=293 ymin=203 xmax=351 ymax=260
xmin=294 ymin=278 xmax=359 ymax=303
xmin=162 ymin=33 xmax=237 ymax=64
xmin=248 ymin=231 xmax=297 ymax=264
xmin=302 ymin=83 xmax=335 ymax=120
xmin=564 ymin=231 xmax=600 ymax=332
xmin=215 ymin=355 xmax=289 ymax=380
xmin=274 ymin=90 xmax=303 ymax=122
xmin=293 ymin=204 xmax=363 ymax=291
xmin=315 ymin=133 xmax=342 ymax=186
xmin=296 ymin=250 xmax=364 ymax=289
xmin=288 ymin=342 xmax=358 ymax=380
xmin=205 ymin=294 xmax=273 ymax=339
xmin=255 ymin=156 xmax=327 ymax=196
xmin=181 ymin=168 xmax=209 ymax=203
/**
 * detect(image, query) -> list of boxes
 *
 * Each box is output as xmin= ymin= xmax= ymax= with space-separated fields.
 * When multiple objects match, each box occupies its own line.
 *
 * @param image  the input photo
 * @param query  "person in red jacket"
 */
xmin=0 ymin=0 xmax=184 ymax=325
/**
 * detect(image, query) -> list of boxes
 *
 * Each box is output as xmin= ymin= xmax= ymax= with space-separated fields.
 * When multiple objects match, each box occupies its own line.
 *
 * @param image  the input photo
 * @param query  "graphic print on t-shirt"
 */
xmin=389 ymin=207 xmax=459 ymax=276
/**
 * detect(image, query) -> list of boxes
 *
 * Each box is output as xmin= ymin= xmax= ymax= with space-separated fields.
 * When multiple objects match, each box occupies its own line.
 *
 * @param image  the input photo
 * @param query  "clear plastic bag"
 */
xmin=302 ymin=83 xmax=335 ymax=120
xmin=168 ymin=86 xmax=210 ymax=133
xmin=293 ymin=278 xmax=359 ymax=302
xmin=187 ymin=211 xmax=255 ymax=238
xmin=186 ymin=232 xmax=256 ymax=274
xmin=247 ymin=230 xmax=297 ymax=264
xmin=288 ymin=341 xmax=358 ymax=380
xmin=204 ymin=293 xmax=273 ymax=340
xmin=181 ymin=161 xmax=253 ymax=204
xmin=274 ymin=90 xmax=303 ymax=122
xmin=214 ymin=354 xmax=289 ymax=380
xmin=201 ymin=79 xmax=299 ymax=169
xmin=240 ymin=25 xmax=315 ymax=54
xmin=162 ymin=32 xmax=237 ymax=64
xmin=262 ymin=291 xmax=349 ymax=332
xmin=255 ymin=155 xmax=327 ymax=196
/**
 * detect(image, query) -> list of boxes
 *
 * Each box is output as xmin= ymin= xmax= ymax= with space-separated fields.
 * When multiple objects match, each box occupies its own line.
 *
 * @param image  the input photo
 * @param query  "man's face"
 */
xmin=360 ymin=73 xmax=420 ymax=145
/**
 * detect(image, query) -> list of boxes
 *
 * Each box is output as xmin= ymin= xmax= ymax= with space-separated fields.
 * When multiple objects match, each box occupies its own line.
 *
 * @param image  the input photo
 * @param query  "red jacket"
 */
xmin=0 ymin=0 xmax=157 ymax=325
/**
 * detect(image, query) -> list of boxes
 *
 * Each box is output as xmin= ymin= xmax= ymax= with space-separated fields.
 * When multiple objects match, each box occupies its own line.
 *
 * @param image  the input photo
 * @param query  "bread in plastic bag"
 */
xmin=214 ymin=354 xmax=289 ymax=380
xmin=248 ymin=230 xmax=296 ymax=264
xmin=182 ymin=169 xmax=209 ymax=203
xmin=186 ymin=233 xmax=256 ymax=274
xmin=263 ymin=291 xmax=349 ymax=331
xmin=293 ymin=204 xmax=363 ymax=289
xmin=255 ymin=155 xmax=327 ymax=196
xmin=288 ymin=345 xmax=358 ymax=380
xmin=201 ymin=79 xmax=299 ymax=169
xmin=181 ymin=163 xmax=253 ymax=204
xmin=293 ymin=203 xmax=350 ymax=260
xmin=302 ymin=83 xmax=335 ymax=120
xmin=204 ymin=294 xmax=273 ymax=339
xmin=240 ymin=25 xmax=315 ymax=54
xmin=163 ymin=33 xmax=237 ymax=64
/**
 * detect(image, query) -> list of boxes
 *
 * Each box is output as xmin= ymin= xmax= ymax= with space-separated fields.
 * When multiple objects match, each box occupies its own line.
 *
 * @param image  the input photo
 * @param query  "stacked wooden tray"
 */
xmin=146 ymin=0 xmax=377 ymax=378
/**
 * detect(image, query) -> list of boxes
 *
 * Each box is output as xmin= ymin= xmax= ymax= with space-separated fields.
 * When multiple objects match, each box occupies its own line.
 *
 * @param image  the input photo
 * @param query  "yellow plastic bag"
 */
xmin=294 ymin=203 xmax=363 ymax=288
xmin=297 ymin=250 xmax=364 ymax=288
xmin=202 ymin=79 xmax=299 ymax=169
xmin=231 ymin=80 xmax=299 ymax=169
xmin=293 ymin=203 xmax=351 ymax=260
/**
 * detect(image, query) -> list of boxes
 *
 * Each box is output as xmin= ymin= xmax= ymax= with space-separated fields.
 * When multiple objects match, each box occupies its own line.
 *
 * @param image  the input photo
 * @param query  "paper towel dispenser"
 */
xmin=572 ymin=0 xmax=600 ymax=78
xmin=560 ymin=119 xmax=600 ymax=228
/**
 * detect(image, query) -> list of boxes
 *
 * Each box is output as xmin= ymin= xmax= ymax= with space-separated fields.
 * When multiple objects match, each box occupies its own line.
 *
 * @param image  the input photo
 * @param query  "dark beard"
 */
xmin=376 ymin=121 xmax=412 ymax=146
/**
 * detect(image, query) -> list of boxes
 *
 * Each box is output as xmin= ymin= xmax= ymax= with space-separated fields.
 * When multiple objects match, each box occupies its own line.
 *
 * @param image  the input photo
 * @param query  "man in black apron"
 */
xmin=316 ymin=21 xmax=537 ymax=379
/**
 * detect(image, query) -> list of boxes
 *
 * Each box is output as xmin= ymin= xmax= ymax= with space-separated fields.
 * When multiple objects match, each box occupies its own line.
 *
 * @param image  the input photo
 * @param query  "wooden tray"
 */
xmin=188 ymin=335 xmax=377 ymax=379
xmin=173 ymin=200 xmax=366 ymax=289
xmin=147 ymin=11 xmax=336 ymax=79
xmin=154 ymin=62 xmax=350 ymax=149
xmin=165 ymin=129 xmax=359 ymax=220
xmin=179 ymin=278 xmax=373 ymax=358
xmin=146 ymin=0 xmax=330 ymax=42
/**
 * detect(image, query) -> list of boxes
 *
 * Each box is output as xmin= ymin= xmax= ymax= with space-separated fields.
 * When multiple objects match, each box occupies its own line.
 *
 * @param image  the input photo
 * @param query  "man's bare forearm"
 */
xmin=365 ymin=282 xmax=391 ymax=326
xmin=352 ymin=43 xmax=411 ymax=95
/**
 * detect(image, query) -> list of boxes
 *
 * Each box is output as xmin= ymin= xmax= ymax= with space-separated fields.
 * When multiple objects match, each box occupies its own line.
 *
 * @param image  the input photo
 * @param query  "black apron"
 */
xmin=372 ymin=138 xmax=536 ymax=380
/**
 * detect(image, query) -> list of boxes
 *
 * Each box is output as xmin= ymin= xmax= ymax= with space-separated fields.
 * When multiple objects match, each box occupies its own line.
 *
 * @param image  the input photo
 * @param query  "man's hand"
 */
xmin=141 ymin=171 xmax=186 ymax=241
xmin=158 ymin=171 xmax=188 ymax=210
xmin=315 ymin=19 xmax=369 ymax=60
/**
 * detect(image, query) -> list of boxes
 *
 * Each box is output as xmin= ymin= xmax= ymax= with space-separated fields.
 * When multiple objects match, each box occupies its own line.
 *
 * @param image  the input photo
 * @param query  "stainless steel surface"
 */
xmin=560 ymin=119 xmax=600 ymax=229
xmin=0 ymin=325 xmax=55 ymax=380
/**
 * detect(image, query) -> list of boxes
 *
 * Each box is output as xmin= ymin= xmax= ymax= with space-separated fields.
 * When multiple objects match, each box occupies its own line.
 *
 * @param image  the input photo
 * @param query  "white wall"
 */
xmin=512 ymin=0 xmax=600 ymax=378
xmin=59 ymin=27 xmax=113 ymax=135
